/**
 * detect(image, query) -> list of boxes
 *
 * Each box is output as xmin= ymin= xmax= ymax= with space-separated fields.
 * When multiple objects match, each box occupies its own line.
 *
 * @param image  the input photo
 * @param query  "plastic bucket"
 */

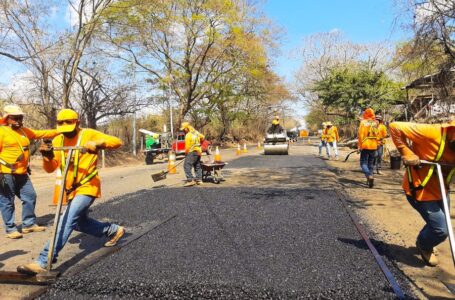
xmin=390 ymin=156 xmax=402 ymax=170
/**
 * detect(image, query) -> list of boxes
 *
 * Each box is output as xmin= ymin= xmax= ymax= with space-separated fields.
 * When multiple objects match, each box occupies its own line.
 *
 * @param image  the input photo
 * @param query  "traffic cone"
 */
xmin=236 ymin=144 xmax=241 ymax=155
xmin=214 ymin=146 xmax=222 ymax=162
xmin=257 ymin=141 xmax=261 ymax=149
xmin=243 ymin=143 xmax=248 ymax=153
xmin=168 ymin=151 xmax=177 ymax=174
xmin=52 ymin=169 xmax=67 ymax=206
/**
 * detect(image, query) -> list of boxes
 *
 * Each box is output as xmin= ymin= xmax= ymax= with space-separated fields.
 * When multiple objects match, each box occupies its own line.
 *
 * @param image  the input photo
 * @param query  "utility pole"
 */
xmin=132 ymin=68 xmax=137 ymax=156
xmin=169 ymin=80 xmax=174 ymax=137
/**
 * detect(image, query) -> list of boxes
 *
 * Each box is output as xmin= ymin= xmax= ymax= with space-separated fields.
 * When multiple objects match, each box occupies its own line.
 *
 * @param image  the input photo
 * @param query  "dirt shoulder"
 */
xmin=326 ymin=145 xmax=455 ymax=299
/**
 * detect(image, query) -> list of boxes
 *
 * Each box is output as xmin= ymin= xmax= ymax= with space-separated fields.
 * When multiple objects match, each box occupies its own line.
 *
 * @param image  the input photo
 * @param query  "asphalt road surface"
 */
xmin=40 ymin=148 xmax=415 ymax=299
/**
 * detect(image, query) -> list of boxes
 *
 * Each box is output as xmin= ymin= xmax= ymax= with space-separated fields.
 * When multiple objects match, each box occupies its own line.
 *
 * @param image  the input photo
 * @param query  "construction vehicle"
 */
xmin=264 ymin=129 xmax=289 ymax=155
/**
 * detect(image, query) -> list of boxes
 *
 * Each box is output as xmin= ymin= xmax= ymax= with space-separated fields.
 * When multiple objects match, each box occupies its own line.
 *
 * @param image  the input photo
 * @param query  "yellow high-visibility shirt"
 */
xmin=43 ymin=128 xmax=122 ymax=200
xmin=377 ymin=123 xmax=388 ymax=145
xmin=323 ymin=126 xmax=339 ymax=143
xmin=0 ymin=126 xmax=58 ymax=174
xmin=185 ymin=130 xmax=204 ymax=154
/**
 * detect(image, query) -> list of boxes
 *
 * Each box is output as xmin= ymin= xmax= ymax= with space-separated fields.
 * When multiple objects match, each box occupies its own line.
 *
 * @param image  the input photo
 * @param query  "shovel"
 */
xmin=35 ymin=147 xmax=76 ymax=282
xmin=151 ymin=157 xmax=186 ymax=182
xmin=420 ymin=160 xmax=455 ymax=267
xmin=343 ymin=149 xmax=359 ymax=162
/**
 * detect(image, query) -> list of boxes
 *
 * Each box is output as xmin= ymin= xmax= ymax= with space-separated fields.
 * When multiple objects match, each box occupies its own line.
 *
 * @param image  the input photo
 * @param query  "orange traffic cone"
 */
xmin=168 ymin=151 xmax=177 ymax=174
xmin=243 ymin=143 xmax=248 ymax=153
xmin=236 ymin=144 xmax=241 ymax=155
xmin=52 ymin=169 xmax=67 ymax=206
xmin=214 ymin=146 xmax=222 ymax=162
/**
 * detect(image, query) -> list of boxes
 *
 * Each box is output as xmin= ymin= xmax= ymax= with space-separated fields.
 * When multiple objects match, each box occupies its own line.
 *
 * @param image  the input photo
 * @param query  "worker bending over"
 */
xmin=374 ymin=115 xmax=388 ymax=174
xmin=323 ymin=122 xmax=339 ymax=160
xmin=0 ymin=105 xmax=58 ymax=239
xmin=390 ymin=120 xmax=455 ymax=266
xmin=17 ymin=109 xmax=124 ymax=275
xmin=267 ymin=116 xmax=284 ymax=134
xmin=181 ymin=122 xmax=204 ymax=187
xmin=358 ymin=108 xmax=379 ymax=188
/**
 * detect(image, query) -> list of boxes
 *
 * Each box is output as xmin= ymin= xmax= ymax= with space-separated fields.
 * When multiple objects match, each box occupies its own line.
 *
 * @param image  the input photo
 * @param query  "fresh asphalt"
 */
xmin=40 ymin=149 xmax=415 ymax=299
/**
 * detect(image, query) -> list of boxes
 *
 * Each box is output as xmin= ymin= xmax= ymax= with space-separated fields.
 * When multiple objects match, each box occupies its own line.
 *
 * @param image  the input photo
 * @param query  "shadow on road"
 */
xmin=338 ymin=237 xmax=426 ymax=268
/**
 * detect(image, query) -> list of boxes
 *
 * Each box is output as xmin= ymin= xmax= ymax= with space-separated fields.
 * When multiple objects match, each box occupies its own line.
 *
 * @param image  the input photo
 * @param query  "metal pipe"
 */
xmin=420 ymin=160 xmax=455 ymax=267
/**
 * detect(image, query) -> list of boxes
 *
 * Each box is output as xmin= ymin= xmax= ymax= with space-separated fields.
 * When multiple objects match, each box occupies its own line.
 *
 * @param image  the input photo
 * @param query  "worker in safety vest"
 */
xmin=323 ymin=122 xmax=339 ymax=160
xmin=374 ymin=115 xmax=388 ymax=174
xmin=181 ymin=122 xmax=205 ymax=187
xmin=390 ymin=120 xmax=455 ymax=266
xmin=0 ymin=104 xmax=58 ymax=239
xmin=17 ymin=109 xmax=124 ymax=275
xmin=267 ymin=116 xmax=284 ymax=134
xmin=318 ymin=122 xmax=329 ymax=157
xmin=358 ymin=108 xmax=379 ymax=188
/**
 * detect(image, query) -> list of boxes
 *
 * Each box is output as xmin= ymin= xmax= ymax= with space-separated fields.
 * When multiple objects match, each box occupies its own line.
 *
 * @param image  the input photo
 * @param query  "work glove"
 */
xmin=39 ymin=142 xmax=54 ymax=160
xmin=402 ymin=153 xmax=420 ymax=166
xmin=83 ymin=140 xmax=105 ymax=154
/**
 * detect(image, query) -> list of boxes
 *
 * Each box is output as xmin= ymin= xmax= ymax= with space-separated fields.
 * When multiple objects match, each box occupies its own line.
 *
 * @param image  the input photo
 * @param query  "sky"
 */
xmin=263 ymin=0 xmax=409 ymax=81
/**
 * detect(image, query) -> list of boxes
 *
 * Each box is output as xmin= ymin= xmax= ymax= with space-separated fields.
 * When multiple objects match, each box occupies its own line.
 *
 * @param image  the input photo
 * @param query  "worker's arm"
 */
xmin=83 ymin=129 xmax=123 ymax=153
xmin=335 ymin=127 xmax=339 ymax=142
xmin=22 ymin=128 xmax=59 ymax=140
xmin=357 ymin=122 xmax=364 ymax=149
xmin=389 ymin=122 xmax=438 ymax=165
xmin=184 ymin=133 xmax=191 ymax=154
xmin=40 ymin=139 xmax=60 ymax=173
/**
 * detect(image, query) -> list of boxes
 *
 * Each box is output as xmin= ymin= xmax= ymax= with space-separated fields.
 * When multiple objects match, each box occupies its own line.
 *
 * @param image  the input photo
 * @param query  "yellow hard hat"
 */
xmin=56 ymin=109 xmax=79 ymax=133
xmin=3 ymin=104 xmax=25 ymax=117
xmin=180 ymin=122 xmax=190 ymax=131
xmin=272 ymin=119 xmax=279 ymax=125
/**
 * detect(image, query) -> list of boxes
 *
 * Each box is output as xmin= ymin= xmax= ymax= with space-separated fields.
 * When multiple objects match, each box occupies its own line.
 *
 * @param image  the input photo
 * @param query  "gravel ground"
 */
xmin=39 ymin=185 xmax=413 ymax=299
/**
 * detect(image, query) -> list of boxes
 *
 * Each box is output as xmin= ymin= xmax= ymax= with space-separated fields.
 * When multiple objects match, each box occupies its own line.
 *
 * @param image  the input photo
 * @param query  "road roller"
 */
xmin=263 ymin=131 xmax=289 ymax=155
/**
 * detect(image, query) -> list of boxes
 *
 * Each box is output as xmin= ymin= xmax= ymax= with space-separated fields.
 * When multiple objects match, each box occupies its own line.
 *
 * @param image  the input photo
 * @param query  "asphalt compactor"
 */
xmin=263 ymin=131 xmax=289 ymax=155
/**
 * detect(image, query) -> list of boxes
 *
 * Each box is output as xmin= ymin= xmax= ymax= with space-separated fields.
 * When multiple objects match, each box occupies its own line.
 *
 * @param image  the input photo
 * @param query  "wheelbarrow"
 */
xmin=201 ymin=161 xmax=227 ymax=184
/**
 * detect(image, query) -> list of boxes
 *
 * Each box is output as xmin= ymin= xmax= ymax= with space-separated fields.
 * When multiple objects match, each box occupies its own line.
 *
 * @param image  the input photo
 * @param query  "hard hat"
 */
xmin=180 ymin=122 xmax=190 ymax=130
xmin=3 ymin=104 xmax=25 ymax=117
xmin=274 ymin=115 xmax=280 ymax=120
xmin=272 ymin=119 xmax=279 ymax=125
xmin=56 ymin=109 xmax=79 ymax=133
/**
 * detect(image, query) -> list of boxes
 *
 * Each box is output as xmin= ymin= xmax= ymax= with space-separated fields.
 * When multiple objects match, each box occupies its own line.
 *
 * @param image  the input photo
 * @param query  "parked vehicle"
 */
xmin=172 ymin=132 xmax=212 ymax=156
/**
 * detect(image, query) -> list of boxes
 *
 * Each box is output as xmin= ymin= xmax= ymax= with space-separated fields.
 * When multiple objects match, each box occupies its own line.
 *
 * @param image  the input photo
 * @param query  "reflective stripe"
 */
xmin=407 ymin=127 xmax=447 ymax=195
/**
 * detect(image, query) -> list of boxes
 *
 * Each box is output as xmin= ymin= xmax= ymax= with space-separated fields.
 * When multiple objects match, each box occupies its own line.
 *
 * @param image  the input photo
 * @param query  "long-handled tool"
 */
xmin=343 ymin=149 xmax=359 ymax=162
xmin=151 ymin=157 xmax=186 ymax=182
xmin=35 ymin=147 xmax=76 ymax=282
xmin=420 ymin=160 xmax=455 ymax=267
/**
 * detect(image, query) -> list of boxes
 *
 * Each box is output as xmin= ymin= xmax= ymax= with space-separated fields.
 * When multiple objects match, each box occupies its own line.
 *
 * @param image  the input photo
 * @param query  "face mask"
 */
xmin=449 ymin=139 xmax=455 ymax=152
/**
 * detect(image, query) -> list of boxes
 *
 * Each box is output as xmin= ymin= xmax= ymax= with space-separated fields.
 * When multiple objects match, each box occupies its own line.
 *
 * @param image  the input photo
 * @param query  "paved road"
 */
xmin=39 ymin=146 xmax=415 ymax=299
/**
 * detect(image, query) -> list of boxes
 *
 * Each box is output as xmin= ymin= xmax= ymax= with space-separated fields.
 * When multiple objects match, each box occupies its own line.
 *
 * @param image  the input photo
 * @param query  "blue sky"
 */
xmin=263 ymin=0 xmax=410 ymax=80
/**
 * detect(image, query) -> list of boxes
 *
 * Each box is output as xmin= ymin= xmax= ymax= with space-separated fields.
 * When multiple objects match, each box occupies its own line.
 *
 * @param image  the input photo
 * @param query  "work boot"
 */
xmin=195 ymin=180 xmax=203 ymax=186
xmin=6 ymin=231 xmax=23 ymax=239
xmin=105 ymin=226 xmax=125 ymax=247
xmin=368 ymin=176 xmax=374 ymax=188
xmin=184 ymin=181 xmax=196 ymax=187
xmin=22 ymin=224 xmax=46 ymax=234
xmin=376 ymin=169 xmax=382 ymax=175
xmin=416 ymin=240 xmax=438 ymax=266
xmin=17 ymin=263 xmax=46 ymax=275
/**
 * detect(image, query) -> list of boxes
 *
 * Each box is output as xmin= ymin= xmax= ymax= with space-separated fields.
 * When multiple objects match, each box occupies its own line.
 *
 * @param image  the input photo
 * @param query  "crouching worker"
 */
xmin=17 ymin=109 xmax=125 ymax=275
xmin=390 ymin=120 xmax=455 ymax=266
xmin=181 ymin=122 xmax=204 ymax=187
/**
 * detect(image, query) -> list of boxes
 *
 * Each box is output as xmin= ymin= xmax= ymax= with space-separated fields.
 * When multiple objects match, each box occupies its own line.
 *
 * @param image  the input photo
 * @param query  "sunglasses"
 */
xmin=9 ymin=115 xmax=23 ymax=121
xmin=57 ymin=119 xmax=77 ymax=126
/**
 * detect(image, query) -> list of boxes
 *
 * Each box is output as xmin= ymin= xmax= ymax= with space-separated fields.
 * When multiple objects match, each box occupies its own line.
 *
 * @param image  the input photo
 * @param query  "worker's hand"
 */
xmin=402 ymin=153 xmax=420 ymax=166
xmin=39 ymin=142 xmax=54 ymax=159
xmin=83 ymin=140 xmax=105 ymax=153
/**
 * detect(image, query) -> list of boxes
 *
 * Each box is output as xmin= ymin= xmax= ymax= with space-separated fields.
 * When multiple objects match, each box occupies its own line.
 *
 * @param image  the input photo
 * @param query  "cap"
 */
xmin=56 ymin=109 xmax=79 ymax=133
xmin=180 ymin=122 xmax=190 ymax=131
xmin=325 ymin=121 xmax=333 ymax=126
xmin=3 ymin=104 xmax=25 ymax=117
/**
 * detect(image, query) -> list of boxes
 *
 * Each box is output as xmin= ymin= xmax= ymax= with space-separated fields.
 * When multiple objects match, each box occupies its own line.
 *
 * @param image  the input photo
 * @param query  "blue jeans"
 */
xmin=360 ymin=149 xmax=377 ymax=178
xmin=406 ymin=195 xmax=448 ymax=251
xmin=0 ymin=174 xmax=37 ymax=233
xmin=374 ymin=145 xmax=384 ymax=171
xmin=318 ymin=141 xmax=328 ymax=156
xmin=36 ymin=195 xmax=118 ymax=268
xmin=184 ymin=152 xmax=202 ymax=181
